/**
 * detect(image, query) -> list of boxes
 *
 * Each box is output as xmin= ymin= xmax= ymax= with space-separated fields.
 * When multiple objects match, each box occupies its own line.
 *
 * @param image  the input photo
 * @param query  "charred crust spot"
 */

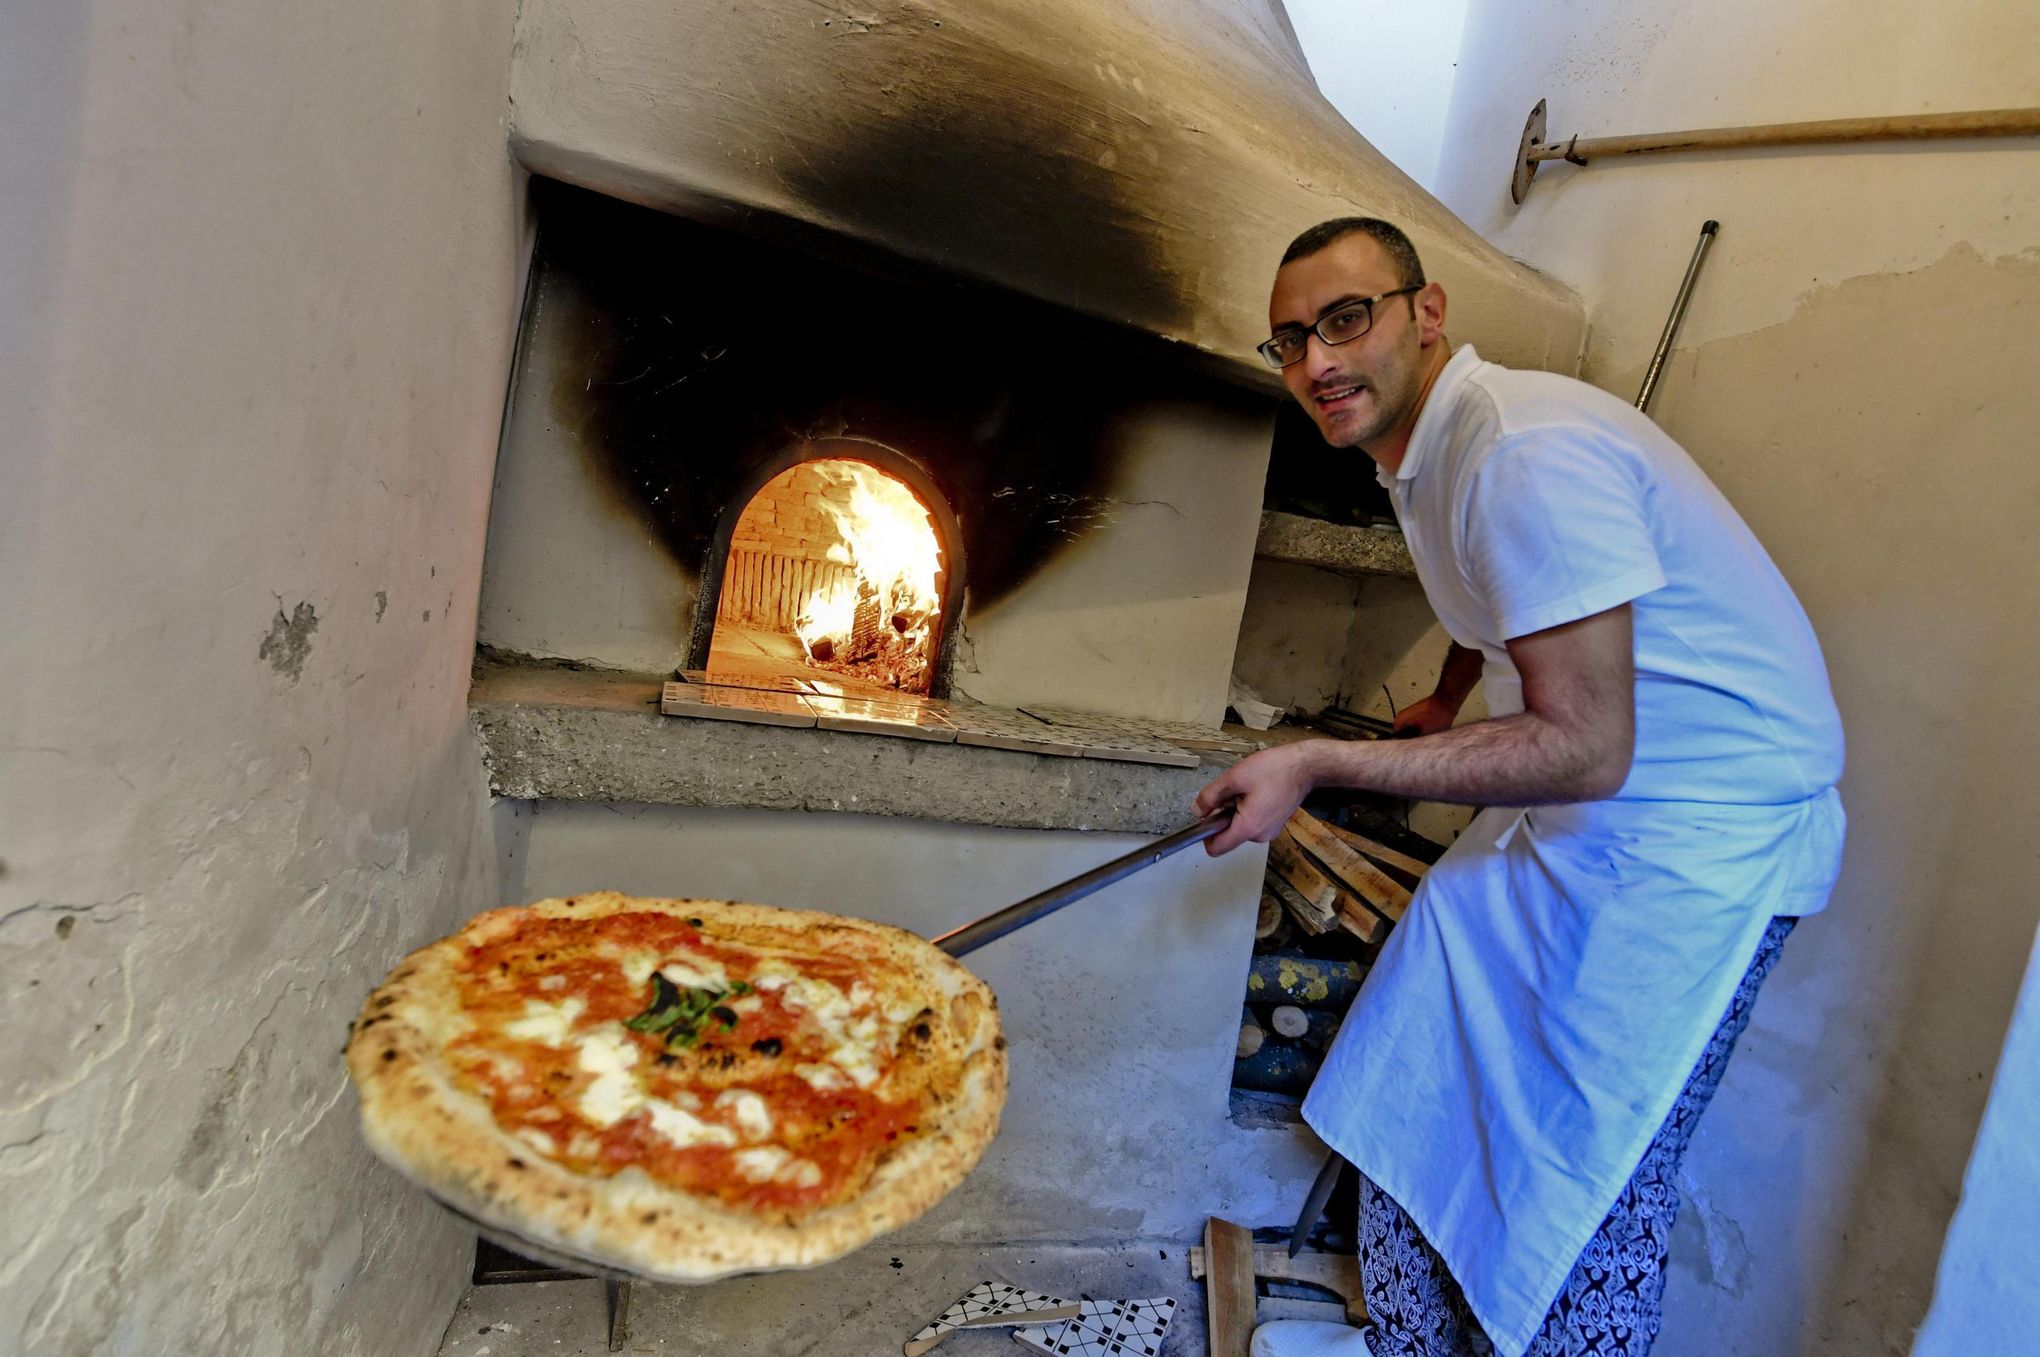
xmin=750 ymin=1038 xmax=783 ymax=1057
xmin=640 ymin=1212 xmax=658 ymax=1224
xmin=374 ymin=995 xmax=395 ymax=1010
xmin=994 ymin=1036 xmax=1007 ymax=1051
xmin=688 ymin=917 xmax=704 ymax=927
xmin=381 ymin=1049 xmax=398 ymax=1063
xmin=507 ymin=1158 xmax=527 ymax=1170
xmin=912 ymin=1022 xmax=932 ymax=1041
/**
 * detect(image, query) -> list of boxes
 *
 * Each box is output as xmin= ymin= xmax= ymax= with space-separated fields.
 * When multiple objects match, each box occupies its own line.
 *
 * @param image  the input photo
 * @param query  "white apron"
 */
xmin=1301 ymin=788 xmax=1845 ymax=1357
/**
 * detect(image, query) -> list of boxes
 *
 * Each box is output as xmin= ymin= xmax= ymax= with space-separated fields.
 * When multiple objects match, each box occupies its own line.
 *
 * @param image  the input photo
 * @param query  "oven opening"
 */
xmin=704 ymin=448 xmax=959 ymax=697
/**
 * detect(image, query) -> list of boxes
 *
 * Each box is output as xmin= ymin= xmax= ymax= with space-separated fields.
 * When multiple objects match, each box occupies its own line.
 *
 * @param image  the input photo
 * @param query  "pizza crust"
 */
xmin=345 ymin=893 xmax=1006 ymax=1282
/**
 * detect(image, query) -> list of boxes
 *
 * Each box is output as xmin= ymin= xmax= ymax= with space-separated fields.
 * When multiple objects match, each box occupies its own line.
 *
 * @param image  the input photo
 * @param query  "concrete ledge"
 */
xmin=469 ymin=663 xmax=1234 ymax=833
xmin=1255 ymin=510 xmax=1415 ymax=578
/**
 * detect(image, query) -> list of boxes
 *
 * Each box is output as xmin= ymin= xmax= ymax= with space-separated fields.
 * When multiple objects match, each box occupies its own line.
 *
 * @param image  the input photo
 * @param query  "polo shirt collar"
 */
xmin=1376 ymin=343 xmax=1481 ymax=490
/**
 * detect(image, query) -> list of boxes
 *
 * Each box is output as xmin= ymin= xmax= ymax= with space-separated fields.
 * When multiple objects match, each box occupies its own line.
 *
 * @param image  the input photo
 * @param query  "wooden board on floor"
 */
xmin=1189 ymin=1245 xmax=1367 ymax=1325
xmin=1204 ymin=1216 xmax=1258 ymax=1357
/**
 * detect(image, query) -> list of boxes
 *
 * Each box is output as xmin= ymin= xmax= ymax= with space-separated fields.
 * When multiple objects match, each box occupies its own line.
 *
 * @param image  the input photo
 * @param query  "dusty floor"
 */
xmin=438 ymin=1239 xmax=1209 ymax=1357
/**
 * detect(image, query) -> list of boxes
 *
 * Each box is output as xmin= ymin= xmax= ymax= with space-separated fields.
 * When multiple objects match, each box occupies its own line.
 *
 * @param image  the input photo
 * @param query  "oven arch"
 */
xmin=687 ymin=437 xmax=967 ymax=698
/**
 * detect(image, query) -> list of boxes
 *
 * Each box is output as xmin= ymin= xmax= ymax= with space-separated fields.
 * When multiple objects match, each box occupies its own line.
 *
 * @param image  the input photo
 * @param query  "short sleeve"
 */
xmin=1458 ymin=430 xmax=1666 ymax=641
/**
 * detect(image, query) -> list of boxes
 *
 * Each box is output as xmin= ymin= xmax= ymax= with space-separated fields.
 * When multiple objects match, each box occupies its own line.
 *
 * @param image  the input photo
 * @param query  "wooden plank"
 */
xmin=1204 ymin=1216 xmax=1256 ymax=1357
xmin=1286 ymin=811 xmax=1414 ymax=923
xmin=1262 ymin=862 xmax=1333 ymax=936
xmin=1322 ymin=822 xmax=1432 ymax=881
xmin=1189 ymin=1246 xmax=1367 ymax=1326
xmin=1270 ymin=834 xmax=1386 ymax=945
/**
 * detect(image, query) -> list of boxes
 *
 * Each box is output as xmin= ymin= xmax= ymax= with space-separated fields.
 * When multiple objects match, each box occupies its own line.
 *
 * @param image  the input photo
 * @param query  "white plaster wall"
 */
xmin=1426 ymin=2 xmax=2040 ymax=1351
xmin=1281 ymin=0 xmax=1473 ymax=191
xmin=1913 ymin=923 xmax=2040 ymax=1355
xmin=508 ymin=803 xmax=1323 ymax=1243
xmin=478 ymin=267 xmax=696 ymax=674
xmin=0 ymin=1 xmax=525 ymax=1351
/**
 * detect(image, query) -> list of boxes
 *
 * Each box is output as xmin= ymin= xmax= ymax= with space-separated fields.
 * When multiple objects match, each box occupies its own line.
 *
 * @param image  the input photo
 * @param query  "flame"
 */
xmin=793 ymin=464 xmax=942 ymax=684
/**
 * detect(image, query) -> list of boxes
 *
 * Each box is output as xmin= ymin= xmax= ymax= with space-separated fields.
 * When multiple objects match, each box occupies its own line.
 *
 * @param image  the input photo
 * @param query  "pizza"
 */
xmin=344 ymin=892 xmax=1006 ymax=1281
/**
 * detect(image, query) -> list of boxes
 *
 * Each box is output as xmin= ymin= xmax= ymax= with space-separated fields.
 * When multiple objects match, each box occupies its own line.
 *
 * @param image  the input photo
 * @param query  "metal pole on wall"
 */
xmin=1636 ymin=220 xmax=1719 ymax=415
xmin=1512 ymin=103 xmax=2040 ymax=202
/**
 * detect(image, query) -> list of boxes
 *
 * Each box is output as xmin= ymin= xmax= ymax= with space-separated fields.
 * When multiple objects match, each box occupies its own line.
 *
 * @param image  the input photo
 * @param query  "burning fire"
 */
xmin=794 ymin=464 xmax=942 ymax=690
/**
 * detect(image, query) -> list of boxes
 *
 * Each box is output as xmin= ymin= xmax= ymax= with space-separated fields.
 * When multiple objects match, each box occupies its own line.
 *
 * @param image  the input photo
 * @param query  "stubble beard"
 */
xmin=1314 ymin=346 xmax=1418 ymax=451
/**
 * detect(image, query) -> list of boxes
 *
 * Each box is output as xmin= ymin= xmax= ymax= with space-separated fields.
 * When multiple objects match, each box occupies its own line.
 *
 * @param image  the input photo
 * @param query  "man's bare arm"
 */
xmin=1394 ymin=640 xmax=1484 ymax=735
xmin=1196 ymin=606 xmax=1636 ymax=854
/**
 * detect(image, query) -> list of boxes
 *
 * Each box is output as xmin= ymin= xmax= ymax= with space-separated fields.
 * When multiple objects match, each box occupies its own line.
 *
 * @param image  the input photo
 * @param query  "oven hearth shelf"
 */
xmin=470 ymin=658 xmax=1250 ymax=833
xmin=1255 ymin=511 xmax=1416 ymax=579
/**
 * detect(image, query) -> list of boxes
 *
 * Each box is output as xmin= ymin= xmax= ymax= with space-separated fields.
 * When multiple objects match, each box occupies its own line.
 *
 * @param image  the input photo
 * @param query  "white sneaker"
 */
xmin=1248 ymin=1318 xmax=1377 ymax=1357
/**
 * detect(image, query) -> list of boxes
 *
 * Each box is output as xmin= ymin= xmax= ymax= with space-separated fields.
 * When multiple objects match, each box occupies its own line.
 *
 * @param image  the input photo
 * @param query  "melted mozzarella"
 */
xmin=732 ymin=1146 xmax=822 ymax=1188
xmin=619 ymin=950 xmax=659 ymax=987
xmin=517 ymin=1127 xmax=558 ymax=1155
xmin=715 ymin=1088 xmax=774 ymax=1140
xmin=781 ymin=975 xmax=853 ymax=1023
xmin=750 ymin=960 xmax=798 ymax=991
xmin=779 ymin=976 xmax=896 ymax=1089
xmin=575 ymin=1026 xmax=642 ymax=1126
xmin=794 ymin=1062 xmax=850 ymax=1092
xmin=643 ymin=1098 xmax=739 ymax=1149
xmin=827 ymin=1043 xmax=882 ymax=1090
xmin=505 ymin=997 xmax=587 ymax=1045
xmin=657 ymin=952 xmax=729 ymax=992
xmin=570 ymin=1026 xmax=743 ymax=1148
xmin=733 ymin=1146 xmax=791 ymax=1182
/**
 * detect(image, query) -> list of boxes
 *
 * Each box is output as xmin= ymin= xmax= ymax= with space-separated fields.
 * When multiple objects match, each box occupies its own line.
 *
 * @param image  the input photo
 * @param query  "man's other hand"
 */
xmin=1392 ymin=695 xmax=1458 ymax=736
xmin=1194 ymin=743 xmax=1317 ymax=855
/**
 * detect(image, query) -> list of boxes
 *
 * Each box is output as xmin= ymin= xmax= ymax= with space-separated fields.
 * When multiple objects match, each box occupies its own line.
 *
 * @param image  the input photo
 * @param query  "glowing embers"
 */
xmin=711 ymin=460 xmax=945 ymax=696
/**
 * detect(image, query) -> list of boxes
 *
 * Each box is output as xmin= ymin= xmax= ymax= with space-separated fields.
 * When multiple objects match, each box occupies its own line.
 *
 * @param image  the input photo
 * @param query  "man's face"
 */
xmin=1267 ymin=234 xmax=1441 ymax=449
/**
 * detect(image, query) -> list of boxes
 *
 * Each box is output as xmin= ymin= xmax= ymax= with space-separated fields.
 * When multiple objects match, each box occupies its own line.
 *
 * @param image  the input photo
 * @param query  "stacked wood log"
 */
xmin=1263 ymin=810 xmax=1424 ymax=946
xmin=1236 ymin=813 xmax=1439 ymax=1097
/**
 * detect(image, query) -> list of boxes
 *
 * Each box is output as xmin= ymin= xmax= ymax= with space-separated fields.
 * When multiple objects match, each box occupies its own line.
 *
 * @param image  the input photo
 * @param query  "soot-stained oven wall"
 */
xmin=479 ymin=183 xmax=1275 ymax=725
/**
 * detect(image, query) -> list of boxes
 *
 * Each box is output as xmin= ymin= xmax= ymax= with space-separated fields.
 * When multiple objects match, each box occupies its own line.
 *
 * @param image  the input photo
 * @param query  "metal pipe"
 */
xmin=933 ymin=810 xmax=1232 ymax=958
xmin=1636 ymin=220 xmax=1719 ymax=414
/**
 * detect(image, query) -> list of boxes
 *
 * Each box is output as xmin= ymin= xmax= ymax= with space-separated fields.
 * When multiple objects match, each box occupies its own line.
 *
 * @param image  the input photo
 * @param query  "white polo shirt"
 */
xmin=1302 ymin=345 xmax=1847 ymax=1356
xmin=1380 ymin=343 xmax=1844 ymax=804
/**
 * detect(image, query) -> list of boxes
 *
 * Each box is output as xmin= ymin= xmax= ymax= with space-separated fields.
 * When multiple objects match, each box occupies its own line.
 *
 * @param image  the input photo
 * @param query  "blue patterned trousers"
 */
xmin=1357 ymin=916 xmax=1798 ymax=1357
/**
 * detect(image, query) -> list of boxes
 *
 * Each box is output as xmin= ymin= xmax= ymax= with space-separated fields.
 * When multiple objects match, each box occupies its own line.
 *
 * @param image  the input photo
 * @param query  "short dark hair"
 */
xmin=1279 ymin=217 xmax=1426 ymax=288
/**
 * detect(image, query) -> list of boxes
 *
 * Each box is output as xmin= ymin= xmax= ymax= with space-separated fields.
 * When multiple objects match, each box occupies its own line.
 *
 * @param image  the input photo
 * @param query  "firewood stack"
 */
xmin=1234 ymin=809 xmax=1439 ymax=1098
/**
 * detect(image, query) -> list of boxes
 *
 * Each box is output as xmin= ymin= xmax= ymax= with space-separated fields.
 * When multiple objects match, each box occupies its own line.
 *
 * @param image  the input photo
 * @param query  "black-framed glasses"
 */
xmin=1257 ymin=285 xmax=1424 ymax=369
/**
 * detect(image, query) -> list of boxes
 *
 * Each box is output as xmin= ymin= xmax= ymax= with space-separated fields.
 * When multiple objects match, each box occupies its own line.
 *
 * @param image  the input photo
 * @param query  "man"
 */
xmin=1197 ymin=219 xmax=1846 ymax=1357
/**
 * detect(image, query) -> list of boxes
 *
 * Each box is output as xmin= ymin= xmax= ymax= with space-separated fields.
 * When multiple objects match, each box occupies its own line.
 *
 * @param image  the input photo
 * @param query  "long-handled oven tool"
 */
xmin=933 ymin=809 xmax=1234 ymax=958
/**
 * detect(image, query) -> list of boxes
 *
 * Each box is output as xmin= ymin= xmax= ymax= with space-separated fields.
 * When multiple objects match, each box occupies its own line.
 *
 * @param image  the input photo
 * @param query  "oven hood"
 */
xmin=507 ymin=0 xmax=1585 ymax=384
